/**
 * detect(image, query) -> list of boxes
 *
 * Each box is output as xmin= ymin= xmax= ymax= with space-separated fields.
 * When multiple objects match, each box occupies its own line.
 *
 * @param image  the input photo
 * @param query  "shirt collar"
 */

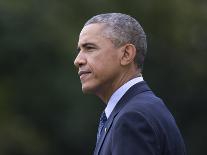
xmin=105 ymin=76 xmax=144 ymax=118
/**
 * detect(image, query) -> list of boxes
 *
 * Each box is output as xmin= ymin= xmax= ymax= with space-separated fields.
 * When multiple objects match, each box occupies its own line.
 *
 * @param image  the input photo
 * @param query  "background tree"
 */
xmin=0 ymin=0 xmax=206 ymax=154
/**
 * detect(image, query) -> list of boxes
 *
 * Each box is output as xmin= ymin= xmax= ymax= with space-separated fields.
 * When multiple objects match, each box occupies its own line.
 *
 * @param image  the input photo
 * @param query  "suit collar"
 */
xmin=94 ymin=81 xmax=151 ymax=155
xmin=105 ymin=76 xmax=144 ymax=118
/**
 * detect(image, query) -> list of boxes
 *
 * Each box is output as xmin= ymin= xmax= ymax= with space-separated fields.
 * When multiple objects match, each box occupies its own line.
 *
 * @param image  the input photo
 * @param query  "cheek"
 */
xmin=94 ymin=59 xmax=119 ymax=81
xmin=89 ymin=49 xmax=120 ymax=77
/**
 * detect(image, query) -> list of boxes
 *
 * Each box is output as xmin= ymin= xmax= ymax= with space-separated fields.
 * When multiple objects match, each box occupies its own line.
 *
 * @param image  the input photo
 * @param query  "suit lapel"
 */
xmin=94 ymin=81 xmax=151 ymax=155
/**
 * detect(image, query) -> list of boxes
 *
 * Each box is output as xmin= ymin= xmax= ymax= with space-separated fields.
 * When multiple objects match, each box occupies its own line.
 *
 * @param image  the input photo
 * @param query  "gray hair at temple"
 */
xmin=84 ymin=13 xmax=147 ymax=71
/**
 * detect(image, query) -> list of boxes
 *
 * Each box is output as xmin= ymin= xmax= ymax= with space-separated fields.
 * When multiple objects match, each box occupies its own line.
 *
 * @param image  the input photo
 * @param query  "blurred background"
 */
xmin=0 ymin=0 xmax=206 ymax=154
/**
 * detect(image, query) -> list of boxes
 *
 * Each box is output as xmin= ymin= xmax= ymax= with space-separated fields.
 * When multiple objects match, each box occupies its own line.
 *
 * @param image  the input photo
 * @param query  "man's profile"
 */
xmin=74 ymin=13 xmax=186 ymax=155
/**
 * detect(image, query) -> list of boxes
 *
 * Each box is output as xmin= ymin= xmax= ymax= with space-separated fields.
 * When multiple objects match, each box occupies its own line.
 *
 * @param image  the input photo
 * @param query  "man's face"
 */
xmin=74 ymin=23 xmax=123 ymax=95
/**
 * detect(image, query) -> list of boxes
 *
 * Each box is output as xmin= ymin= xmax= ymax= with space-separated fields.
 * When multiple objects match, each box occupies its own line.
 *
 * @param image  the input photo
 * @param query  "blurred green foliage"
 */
xmin=0 ymin=0 xmax=206 ymax=154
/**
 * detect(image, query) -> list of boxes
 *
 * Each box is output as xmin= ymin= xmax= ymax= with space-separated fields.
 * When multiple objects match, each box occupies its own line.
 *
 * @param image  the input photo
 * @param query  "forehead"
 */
xmin=80 ymin=23 xmax=105 ymax=37
xmin=78 ymin=23 xmax=109 ymax=45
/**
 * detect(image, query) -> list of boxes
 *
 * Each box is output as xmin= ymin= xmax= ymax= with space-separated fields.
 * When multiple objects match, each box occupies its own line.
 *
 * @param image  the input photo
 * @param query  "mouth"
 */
xmin=78 ymin=70 xmax=91 ymax=80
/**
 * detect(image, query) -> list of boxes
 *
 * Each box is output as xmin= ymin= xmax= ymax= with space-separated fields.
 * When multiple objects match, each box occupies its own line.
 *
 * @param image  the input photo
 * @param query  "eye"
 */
xmin=86 ymin=46 xmax=95 ymax=51
xmin=76 ymin=47 xmax=81 ymax=53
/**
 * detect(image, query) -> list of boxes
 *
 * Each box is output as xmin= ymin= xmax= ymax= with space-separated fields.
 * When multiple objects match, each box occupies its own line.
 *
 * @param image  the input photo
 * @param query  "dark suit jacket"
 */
xmin=94 ymin=81 xmax=186 ymax=155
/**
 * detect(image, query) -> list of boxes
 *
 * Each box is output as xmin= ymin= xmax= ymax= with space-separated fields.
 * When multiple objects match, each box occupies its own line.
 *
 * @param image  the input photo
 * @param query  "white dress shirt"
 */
xmin=105 ymin=76 xmax=144 ymax=118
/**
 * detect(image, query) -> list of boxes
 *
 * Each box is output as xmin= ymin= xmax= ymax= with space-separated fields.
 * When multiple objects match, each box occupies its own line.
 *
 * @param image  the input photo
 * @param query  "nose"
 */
xmin=74 ymin=52 xmax=86 ymax=68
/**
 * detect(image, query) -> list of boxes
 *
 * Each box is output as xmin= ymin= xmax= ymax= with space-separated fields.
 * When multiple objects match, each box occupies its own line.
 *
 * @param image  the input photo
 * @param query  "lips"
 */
xmin=78 ymin=70 xmax=91 ymax=80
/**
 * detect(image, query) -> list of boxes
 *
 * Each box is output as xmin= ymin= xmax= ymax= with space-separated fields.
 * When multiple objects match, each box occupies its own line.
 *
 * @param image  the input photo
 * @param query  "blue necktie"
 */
xmin=96 ymin=111 xmax=107 ymax=144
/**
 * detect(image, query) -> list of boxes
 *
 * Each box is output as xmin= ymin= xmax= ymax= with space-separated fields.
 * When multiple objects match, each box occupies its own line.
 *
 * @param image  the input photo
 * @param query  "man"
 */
xmin=74 ymin=13 xmax=186 ymax=155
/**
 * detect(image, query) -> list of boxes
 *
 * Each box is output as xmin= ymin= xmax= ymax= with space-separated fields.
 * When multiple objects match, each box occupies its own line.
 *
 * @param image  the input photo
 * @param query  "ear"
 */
xmin=120 ymin=44 xmax=136 ymax=66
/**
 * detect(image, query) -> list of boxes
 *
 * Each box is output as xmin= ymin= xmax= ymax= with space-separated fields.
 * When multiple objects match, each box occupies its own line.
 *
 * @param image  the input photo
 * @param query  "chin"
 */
xmin=81 ymin=81 xmax=101 ymax=94
xmin=81 ymin=80 xmax=101 ymax=94
xmin=81 ymin=84 xmax=95 ymax=94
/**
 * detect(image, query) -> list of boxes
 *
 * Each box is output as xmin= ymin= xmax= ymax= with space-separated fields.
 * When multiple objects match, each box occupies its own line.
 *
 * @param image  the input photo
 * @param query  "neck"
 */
xmin=96 ymin=68 xmax=141 ymax=104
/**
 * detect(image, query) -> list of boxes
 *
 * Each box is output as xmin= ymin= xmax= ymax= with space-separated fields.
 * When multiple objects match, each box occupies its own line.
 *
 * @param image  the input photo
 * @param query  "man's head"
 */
xmin=84 ymin=13 xmax=147 ymax=69
xmin=74 ymin=13 xmax=147 ymax=102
